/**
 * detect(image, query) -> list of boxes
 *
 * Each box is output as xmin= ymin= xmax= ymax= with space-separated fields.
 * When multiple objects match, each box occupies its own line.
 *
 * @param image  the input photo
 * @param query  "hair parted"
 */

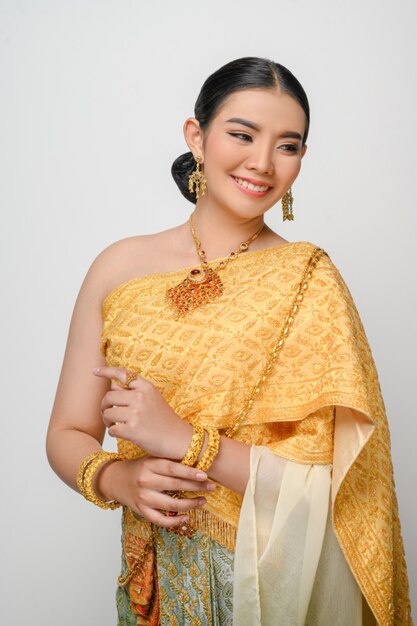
xmin=171 ymin=56 xmax=310 ymax=204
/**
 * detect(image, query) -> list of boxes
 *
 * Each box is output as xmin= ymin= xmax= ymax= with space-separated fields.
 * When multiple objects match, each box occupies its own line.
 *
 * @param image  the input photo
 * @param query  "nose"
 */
xmin=246 ymin=141 xmax=275 ymax=175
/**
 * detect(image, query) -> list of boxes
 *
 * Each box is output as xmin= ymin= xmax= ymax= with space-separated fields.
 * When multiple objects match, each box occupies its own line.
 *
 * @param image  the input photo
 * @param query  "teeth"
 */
xmin=234 ymin=177 xmax=269 ymax=192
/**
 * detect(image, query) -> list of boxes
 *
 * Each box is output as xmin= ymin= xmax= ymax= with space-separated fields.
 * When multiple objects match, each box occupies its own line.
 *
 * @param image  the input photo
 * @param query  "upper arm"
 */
xmin=47 ymin=240 xmax=135 ymax=443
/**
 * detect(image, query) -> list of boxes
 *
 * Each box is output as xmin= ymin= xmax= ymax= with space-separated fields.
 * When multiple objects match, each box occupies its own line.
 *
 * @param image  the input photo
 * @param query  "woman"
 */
xmin=46 ymin=57 xmax=412 ymax=625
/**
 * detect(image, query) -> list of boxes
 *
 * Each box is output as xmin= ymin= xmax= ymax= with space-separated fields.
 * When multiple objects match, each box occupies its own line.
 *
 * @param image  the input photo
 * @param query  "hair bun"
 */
xmin=171 ymin=151 xmax=197 ymax=204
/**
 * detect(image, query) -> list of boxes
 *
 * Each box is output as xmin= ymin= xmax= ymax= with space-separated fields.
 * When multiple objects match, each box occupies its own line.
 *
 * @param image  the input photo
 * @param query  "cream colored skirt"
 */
xmin=233 ymin=446 xmax=366 ymax=626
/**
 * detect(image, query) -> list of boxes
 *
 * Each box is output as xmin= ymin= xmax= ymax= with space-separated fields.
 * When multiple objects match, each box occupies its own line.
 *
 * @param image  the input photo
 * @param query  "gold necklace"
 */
xmin=166 ymin=212 xmax=265 ymax=316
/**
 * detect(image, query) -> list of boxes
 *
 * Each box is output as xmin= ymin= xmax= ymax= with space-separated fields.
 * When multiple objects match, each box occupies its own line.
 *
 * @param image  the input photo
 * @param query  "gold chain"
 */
xmin=119 ymin=246 xmax=327 ymax=587
xmin=189 ymin=212 xmax=265 ymax=271
xmin=225 ymin=246 xmax=328 ymax=438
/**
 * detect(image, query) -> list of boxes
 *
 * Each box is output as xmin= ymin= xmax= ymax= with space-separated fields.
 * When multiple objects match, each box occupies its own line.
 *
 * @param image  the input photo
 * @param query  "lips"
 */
xmin=231 ymin=176 xmax=272 ymax=196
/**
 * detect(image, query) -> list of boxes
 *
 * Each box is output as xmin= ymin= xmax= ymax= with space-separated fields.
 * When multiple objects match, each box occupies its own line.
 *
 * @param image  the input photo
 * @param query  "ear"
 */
xmin=183 ymin=117 xmax=205 ymax=160
xmin=301 ymin=144 xmax=308 ymax=159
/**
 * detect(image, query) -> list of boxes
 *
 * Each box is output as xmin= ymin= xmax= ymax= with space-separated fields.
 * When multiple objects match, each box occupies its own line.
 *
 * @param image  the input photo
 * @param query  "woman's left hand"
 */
xmin=93 ymin=366 xmax=192 ymax=460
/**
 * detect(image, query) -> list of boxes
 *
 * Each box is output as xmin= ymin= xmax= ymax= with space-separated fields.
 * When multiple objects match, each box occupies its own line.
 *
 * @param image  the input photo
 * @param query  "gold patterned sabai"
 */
xmin=101 ymin=241 xmax=412 ymax=625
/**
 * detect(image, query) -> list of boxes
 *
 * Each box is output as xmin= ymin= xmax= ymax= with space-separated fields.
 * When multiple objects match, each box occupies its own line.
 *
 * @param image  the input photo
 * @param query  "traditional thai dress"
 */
xmin=101 ymin=241 xmax=412 ymax=626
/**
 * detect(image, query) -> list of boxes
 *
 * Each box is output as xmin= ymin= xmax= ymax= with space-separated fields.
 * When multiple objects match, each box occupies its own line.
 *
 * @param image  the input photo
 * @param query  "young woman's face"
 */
xmin=198 ymin=88 xmax=307 ymax=219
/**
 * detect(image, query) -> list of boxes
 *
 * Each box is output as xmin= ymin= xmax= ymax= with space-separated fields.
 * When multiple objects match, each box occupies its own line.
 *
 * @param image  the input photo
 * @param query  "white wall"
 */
xmin=1 ymin=1 xmax=415 ymax=623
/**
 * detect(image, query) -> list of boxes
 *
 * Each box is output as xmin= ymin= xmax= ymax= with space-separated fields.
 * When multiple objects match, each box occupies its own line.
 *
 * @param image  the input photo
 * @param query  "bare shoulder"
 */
xmin=85 ymin=224 xmax=188 ymax=304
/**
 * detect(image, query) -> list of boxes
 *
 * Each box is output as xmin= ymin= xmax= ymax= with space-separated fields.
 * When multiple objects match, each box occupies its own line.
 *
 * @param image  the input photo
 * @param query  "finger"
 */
xmin=101 ymin=390 xmax=132 ymax=410
xmin=148 ymin=458 xmax=210 ymax=483
xmin=93 ymin=366 xmax=128 ymax=384
xmin=119 ymin=374 xmax=153 ymax=391
xmin=107 ymin=423 xmax=130 ymax=439
xmin=102 ymin=406 xmax=131 ymax=426
xmin=94 ymin=367 xmax=151 ymax=392
xmin=92 ymin=366 xmax=138 ymax=389
xmin=159 ymin=477 xmax=216 ymax=493
xmin=140 ymin=507 xmax=190 ymax=529
xmin=158 ymin=493 xmax=207 ymax=513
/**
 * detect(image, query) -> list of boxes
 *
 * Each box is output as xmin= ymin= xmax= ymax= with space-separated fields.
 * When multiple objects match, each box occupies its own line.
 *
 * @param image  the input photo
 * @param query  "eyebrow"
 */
xmin=225 ymin=117 xmax=302 ymax=141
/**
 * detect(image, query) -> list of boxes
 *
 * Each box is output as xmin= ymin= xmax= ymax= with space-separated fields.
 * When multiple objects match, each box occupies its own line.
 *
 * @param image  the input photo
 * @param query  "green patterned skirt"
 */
xmin=116 ymin=522 xmax=234 ymax=626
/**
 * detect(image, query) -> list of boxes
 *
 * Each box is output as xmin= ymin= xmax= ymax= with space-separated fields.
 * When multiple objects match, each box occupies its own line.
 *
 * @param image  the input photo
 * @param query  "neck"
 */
xmin=187 ymin=202 xmax=267 ymax=262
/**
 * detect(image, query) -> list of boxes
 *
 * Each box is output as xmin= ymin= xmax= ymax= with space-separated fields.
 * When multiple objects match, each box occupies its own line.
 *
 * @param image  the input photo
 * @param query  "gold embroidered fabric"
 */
xmin=119 ymin=509 xmax=159 ymax=624
xmin=101 ymin=241 xmax=412 ymax=626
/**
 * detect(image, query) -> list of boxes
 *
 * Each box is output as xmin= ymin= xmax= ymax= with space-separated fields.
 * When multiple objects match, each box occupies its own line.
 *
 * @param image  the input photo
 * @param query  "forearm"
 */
xmin=207 ymin=435 xmax=251 ymax=495
xmin=176 ymin=427 xmax=251 ymax=495
xmin=46 ymin=427 xmax=104 ymax=492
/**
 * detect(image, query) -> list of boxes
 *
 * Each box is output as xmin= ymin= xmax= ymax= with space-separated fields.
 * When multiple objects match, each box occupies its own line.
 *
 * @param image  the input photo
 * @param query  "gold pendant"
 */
xmin=166 ymin=267 xmax=223 ymax=316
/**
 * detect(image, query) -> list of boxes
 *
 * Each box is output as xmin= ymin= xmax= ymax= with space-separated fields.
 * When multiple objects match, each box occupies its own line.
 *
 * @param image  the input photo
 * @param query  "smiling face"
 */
xmin=185 ymin=87 xmax=308 ymax=220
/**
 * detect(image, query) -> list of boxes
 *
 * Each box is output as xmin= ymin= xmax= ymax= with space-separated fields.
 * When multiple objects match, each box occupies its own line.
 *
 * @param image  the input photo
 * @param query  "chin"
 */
xmin=223 ymin=202 xmax=269 ymax=221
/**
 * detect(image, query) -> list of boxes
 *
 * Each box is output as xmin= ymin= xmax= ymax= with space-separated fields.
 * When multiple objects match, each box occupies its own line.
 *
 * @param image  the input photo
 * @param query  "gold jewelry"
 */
xmin=77 ymin=451 xmax=123 ymax=509
xmin=163 ymin=490 xmax=196 ymax=538
xmin=282 ymin=187 xmax=294 ymax=221
xmin=165 ymin=426 xmax=219 ymax=539
xmin=163 ymin=424 xmax=208 ymax=539
xmin=122 ymin=247 xmax=328 ymax=574
xmin=225 ymin=247 xmax=328 ymax=437
xmin=196 ymin=427 xmax=220 ymax=473
xmin=125 ymin=369 xmax=138 ymax=387
xmin=163 ymin=424 xmax=205 ymax=539
xmin=181 ymin=423 xmax=205 ymax=467
xmin=188 ymin=155 xmax=207 ymax=199
xmin=114 ymin=368 xmax=139 ymax=389
xmin=77 ymin=452 xmax=99 ymax=499
xmin=166 ymin=212 xmax=264 ymax=316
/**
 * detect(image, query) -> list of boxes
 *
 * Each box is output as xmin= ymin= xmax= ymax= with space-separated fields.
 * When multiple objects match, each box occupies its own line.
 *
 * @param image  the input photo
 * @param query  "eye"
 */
xmin=280 ymin=144 xmax=299 ymax=152
xmin=228 ymin=132 xmax=252 ymax=142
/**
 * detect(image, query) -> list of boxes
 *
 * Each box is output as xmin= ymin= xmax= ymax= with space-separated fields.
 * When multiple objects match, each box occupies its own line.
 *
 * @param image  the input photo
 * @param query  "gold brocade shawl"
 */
xmin=101 ymin=241 xmax=412 ymax=626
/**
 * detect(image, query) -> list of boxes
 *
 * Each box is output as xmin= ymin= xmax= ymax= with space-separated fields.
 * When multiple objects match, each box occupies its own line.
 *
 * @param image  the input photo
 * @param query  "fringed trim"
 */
xmin=189 ymin=506 xmax=237 ymax=552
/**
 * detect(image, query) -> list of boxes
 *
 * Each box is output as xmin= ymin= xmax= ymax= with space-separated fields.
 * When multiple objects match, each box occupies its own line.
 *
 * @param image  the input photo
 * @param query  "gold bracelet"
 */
xmin=181 ymin=423 xmax=205 ymax=467
xmin=77 ymin=452 xmax=100 ymax=499
xmin=196 ymin=427 xmax=220 ymax=473
xmin=82 ymin=452 xmax=123 ymax=509
xmin=77 ymin=451 xmax=123 ymax=510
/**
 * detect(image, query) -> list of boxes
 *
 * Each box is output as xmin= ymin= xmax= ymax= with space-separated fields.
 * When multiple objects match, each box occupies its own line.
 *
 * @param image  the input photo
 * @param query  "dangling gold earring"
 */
xmin=282 ymin=187 xmax=294 ymax=221
xmin=188 ymin=155 xmax=207 ymax=199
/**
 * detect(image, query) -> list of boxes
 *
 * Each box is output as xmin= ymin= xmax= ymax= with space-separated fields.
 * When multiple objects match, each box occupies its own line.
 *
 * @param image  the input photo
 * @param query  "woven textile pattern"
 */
xmin=156 ymin=528 xmax=233 ymax=626
xmin=102 ymin=241 xmax=412 ymax=626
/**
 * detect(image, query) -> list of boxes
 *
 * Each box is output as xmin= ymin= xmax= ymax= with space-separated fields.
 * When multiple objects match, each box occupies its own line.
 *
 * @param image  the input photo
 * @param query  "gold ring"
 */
xmin=125 ymin=369 xmax=137 ymax=388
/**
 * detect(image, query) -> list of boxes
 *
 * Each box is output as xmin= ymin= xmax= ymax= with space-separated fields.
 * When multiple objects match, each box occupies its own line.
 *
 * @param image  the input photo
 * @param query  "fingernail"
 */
xmin=181 ymin=516 xmax=189 ymax=521
xmin=198 ymin=498 xmax=206 ymax=506
xmin=93 ymin=367 xmax=101 ymax=374
xmin=207 ymin=483 xmax=216 ymax=491
xmin=195 ymin=471 xmax=207 ymax=480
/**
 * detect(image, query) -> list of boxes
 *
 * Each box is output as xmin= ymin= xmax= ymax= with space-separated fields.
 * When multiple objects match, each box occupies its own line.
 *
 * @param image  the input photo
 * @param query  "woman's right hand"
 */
xmin=97 ymin=456 xmax=216 ymax=528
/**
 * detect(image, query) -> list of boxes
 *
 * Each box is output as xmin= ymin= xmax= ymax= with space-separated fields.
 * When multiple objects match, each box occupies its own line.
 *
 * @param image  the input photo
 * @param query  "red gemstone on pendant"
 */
xmin=187 ymin=267 xmax=207 ymax=285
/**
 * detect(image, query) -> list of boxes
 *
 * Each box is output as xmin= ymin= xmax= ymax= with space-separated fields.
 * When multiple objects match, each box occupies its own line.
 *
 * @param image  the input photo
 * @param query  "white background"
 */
xmin=1 ymin=1 xmax=416 ymax=623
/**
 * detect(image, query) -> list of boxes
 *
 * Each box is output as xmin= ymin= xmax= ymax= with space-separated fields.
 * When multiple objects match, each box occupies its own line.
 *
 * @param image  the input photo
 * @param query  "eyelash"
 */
xmin=227 ymin=132 xmax=299 ymax=152
xmin=228 ymin=132 xmax=252 ymax=142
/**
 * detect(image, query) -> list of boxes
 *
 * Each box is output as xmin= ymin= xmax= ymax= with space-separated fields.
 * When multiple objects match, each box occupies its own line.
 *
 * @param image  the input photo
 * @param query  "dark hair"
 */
xmin=171 ymin=56 xmax=310 ymax=203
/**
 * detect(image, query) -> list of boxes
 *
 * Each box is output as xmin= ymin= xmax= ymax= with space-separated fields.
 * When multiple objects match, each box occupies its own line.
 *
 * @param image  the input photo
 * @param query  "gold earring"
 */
xmin=282 ymin=187 xmax=294 ymax=221
xmin=188 ymin=155 xmax=207 ymax=199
